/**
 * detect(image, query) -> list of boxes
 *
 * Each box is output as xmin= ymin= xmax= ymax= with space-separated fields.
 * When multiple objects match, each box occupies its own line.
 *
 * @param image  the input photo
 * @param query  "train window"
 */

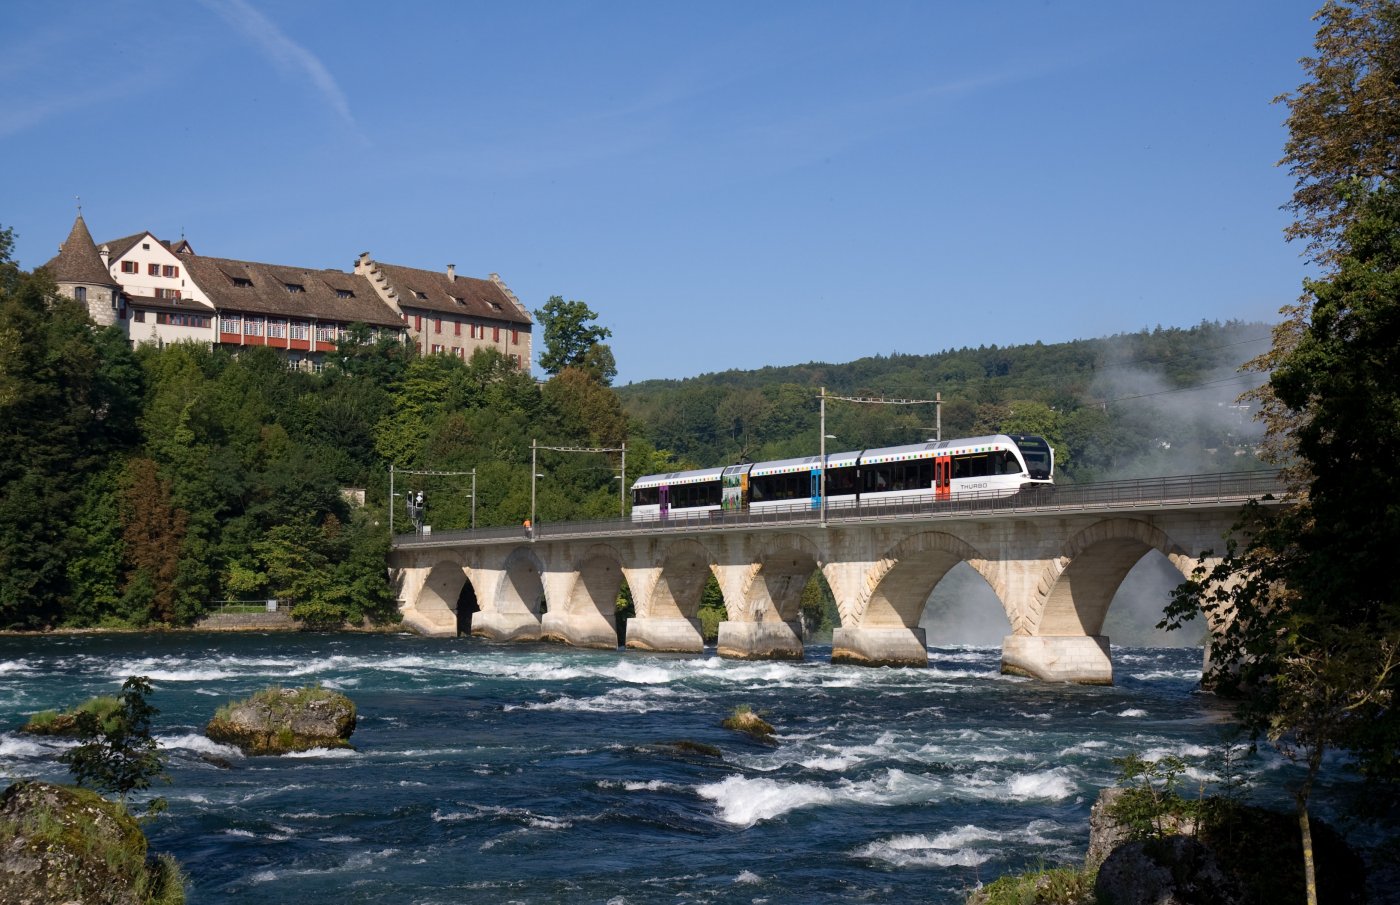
xmin=953 ymin=454 xmax=990 ymax=479
xmin=1012 ymin=436 xmax=1052 ymax=478
xmin=633 ymin=487 xmax=660 ymax=507
xmin=825 ymin=465 xmax=859 ymax=495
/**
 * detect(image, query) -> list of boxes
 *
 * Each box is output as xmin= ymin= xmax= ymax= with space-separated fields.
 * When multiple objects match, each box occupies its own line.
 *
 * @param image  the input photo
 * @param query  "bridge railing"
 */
xmin=391 ymin=470 xmax=1286 ymax=548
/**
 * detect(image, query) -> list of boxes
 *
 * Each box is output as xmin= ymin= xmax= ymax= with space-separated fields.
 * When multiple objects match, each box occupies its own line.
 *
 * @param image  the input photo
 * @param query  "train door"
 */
xmin=934 ymin=456 xmax=951 ymax=501
xmin=659 ymin=485 xmax=670 ymax=520
xmin=810 ymin=468 xmax=821 ymax=509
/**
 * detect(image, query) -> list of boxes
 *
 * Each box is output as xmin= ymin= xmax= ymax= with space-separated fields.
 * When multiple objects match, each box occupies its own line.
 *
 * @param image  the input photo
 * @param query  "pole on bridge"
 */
xmin=530 ymin=439 xmax=538 ymax=540
xmin=388 ymin=462 xmax=395 ymax=537
xmin=820 ymin=387 xmax=827 ymax=528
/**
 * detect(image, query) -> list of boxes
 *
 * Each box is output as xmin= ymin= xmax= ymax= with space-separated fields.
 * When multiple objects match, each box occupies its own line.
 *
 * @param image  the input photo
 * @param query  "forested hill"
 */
xmin=617 ymin=320 xmax=1275 ymax=483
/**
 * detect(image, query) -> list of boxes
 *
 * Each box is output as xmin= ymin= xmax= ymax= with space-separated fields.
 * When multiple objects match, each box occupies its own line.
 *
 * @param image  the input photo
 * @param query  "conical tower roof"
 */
xmin=43 ymin=215 xmax=117 ymax=286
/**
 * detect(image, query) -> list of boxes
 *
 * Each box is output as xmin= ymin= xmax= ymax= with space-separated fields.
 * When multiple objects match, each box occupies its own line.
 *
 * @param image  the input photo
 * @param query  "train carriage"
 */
xmin=630 ymin=433 xmax=1053 ymax=522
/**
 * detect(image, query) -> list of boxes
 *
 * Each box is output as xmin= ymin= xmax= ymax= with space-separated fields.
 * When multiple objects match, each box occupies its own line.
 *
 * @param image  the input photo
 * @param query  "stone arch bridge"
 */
xmin=389 ymin=472 xmax=1282 ymax=684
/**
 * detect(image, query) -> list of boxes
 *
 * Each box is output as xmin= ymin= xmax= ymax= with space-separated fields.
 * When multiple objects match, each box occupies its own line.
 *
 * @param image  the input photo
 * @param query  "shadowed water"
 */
xmin=1 ymin=633 xmax=1270 ymax=904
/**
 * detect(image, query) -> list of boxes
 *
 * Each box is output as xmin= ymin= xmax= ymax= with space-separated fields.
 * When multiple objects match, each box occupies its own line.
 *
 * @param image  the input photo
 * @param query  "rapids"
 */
xmin=1 ymin=632 xmax=1274 ymax=903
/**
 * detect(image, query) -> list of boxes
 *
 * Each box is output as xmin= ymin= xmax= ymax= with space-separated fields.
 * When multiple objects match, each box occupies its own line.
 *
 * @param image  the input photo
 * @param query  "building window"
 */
xmin=147 ymin=263 xmax=160 ymax=276
xmin=454 ymin=322 xmax=461 ymax=336
xmin=434 ymin=318 xmax=442 ymax=334
xmin=134 ymin=310 xmax=146 ymax=323
xmin=120 ymin=261 xmax=138 ymax=274
xmin=414 ymin=315 xmax=422 ymax=331
xmin=510 ymin=353 xmax=521 ymax=368
xmin=454 ymin=347 xmax=464 ymax=359
xmin=232 ymin=276 xmax=253 ymax=287
xmin=155 ymin=288 xmax=182 ymax=300
xmin=316 ymin=323 xmax=335 ymax=342
xmin=245 ymin=318 xmax=264 ymax=336
xmin=493 ymin=326 xmax=500 ymax=342
xmin=157 ymin=312 xmax=211 ymax=328
xmin=335 ymin=289 xmax=355 ymax=299
xmin=512 ymin=329 xmax=519 ymax=345
xmin=289 ymin=322 xmax=308 ymax=340
xmin=285 ymin=283 xmax=305 ymax=294
xmin=431 ymin=343 xmax=444 ymax=355
xmin=268 ymin=321 xmax=287 ymax=339
xmin=414 ymin=290 xmax=428 ymax=300
xmin=74 ymin=286 xmax=87 ymax=303
xmin=222 ymin=316 xmax=241 ymax=334
xmin=162 ymin=265 xmax=179 ymax=278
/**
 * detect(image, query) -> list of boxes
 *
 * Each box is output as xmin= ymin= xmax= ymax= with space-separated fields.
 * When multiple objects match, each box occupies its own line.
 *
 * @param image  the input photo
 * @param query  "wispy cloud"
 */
xmin=0 ymin=74 xmax=151 ymax=141
xmin=198 ymin=0 xmax=359 ymax=133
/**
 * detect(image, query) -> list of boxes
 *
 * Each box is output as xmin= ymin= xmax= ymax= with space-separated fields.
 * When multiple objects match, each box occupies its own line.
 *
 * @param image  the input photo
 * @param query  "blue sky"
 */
xmin=2 ymin=1 xmax=1321 ymax=383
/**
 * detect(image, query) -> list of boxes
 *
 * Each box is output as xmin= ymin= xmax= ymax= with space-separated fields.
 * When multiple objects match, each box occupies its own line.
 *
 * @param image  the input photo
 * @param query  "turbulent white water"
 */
xmin=0 ymin=633 xmax=1293 ymax=904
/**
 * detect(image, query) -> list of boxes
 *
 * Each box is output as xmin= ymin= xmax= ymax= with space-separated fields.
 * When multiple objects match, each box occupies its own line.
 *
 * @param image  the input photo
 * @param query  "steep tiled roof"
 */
xmin=101 ymin=232 xmax=151 ymax=261
xmin=180 ymin=254 xmax=404 ymax=328
xmin=43 ymin=216 xmax=117 ymax=286
xmin=369 ymin=261 xmax=531 ymax=326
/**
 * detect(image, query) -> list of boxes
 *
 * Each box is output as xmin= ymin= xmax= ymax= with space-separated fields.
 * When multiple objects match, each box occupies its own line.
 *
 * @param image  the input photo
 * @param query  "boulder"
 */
xmin=1095 ymin=836 xmax=1242 ymax=905
xmin=205 ymin=685 xmax=356 ymax=755
xmin=0 ymin=780 xmax=183 ymax=905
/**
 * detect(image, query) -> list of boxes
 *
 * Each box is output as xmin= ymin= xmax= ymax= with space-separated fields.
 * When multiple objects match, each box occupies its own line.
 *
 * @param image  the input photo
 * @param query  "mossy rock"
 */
xmin=205 ymin=685 xmax=357 ymax=756
xmin=21 ymin=695 xmax=121 ymax=737
xmin=0 ymin=780 xmax=184 ymax=905
xmin=721 ymin=706 xmax=774 ymax=740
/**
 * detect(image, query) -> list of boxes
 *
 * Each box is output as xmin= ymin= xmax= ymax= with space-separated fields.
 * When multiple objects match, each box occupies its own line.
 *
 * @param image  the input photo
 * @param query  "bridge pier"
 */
xmin=624 ymin=616 xmax=704 ymax=653
xmin=831 ymin=626 xmax=928 ymax=668
xmin=1000 ymin=634 xmax=1112 ymax=684
xmin=541 ymin=611 xmax=617 ymax=649
xmin=716 ymin=620 xmax=804 ymax=661
xmin=471 ymin=611 xmax=542 ymax=642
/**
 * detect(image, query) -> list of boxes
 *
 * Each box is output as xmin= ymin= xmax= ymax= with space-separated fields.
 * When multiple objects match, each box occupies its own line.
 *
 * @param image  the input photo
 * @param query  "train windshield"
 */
xmin=1012 ymin=436 xmax=1053 ymax=479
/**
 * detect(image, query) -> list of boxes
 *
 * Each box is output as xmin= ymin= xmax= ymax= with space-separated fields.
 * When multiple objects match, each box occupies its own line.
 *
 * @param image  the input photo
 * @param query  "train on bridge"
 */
xmin=631 ymin=433 xmax=1054 ymax=521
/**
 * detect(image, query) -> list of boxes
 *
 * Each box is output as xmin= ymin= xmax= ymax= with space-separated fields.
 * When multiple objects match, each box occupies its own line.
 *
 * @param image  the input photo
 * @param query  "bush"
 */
xmin=969 ymin=866 xmax=1098 ymax=905
xmin=59 ymin=677 xmax=167 ymax=812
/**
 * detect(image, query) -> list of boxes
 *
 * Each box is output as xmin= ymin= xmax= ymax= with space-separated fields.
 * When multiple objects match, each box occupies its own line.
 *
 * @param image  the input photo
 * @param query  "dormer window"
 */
xmin=489 ymin=300 xmax=503 ymax=311
xmin=285 ymin=283 xmax=305 ymax=294
xmin=451 ymin=296 xmax=465 ymax=306
xmin=413 ymin=290 xmax=428 ymax=300
xmin=335 ymin=289 xmax=355 ymax=299
xmin=232 ymin=277 xmax=253 ymax=288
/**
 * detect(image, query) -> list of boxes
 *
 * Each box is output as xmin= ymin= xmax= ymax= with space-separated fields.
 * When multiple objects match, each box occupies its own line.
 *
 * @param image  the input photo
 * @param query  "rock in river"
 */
xmin=205 ymin=685 xmax=356 ymax=755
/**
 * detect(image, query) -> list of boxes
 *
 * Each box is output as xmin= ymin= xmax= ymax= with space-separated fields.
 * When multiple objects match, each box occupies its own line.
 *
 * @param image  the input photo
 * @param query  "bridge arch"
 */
xmin=856 ymin=531 xmax=999 ymax=630
xmin=467 ymin=545 xmax=547 ymax=642
xmin=540 ymin=543 xmax=627 ymax=649
xmin=1028 ymin=518 xmax=1196 ymax=637
xmin=644 ymin=538 xmax=719 ymax=621
xmin=413 ymin=559 xmax=474 ymax=635
xmin=741 ymin=534 xmax=825 ymax=623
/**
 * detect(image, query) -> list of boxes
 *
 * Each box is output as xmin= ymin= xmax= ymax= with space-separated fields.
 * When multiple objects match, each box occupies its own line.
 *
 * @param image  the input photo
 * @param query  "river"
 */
xmin=1 ymin=632 xmax=1276 ymax=904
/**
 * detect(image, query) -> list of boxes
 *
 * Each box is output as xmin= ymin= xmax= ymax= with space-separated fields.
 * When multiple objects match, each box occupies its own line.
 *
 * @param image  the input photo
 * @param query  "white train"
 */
xmin=630 ymin=433 xmax=1054 ymax=521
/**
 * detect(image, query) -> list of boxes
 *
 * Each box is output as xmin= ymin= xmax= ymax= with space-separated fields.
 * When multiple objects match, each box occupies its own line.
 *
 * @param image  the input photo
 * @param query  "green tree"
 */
xmin=1277 ymin=0 xmax=1400 ymax=267
xmin=535 ymin=296 xmax=612 ymax=376
xmin=1165 ymin=182 xmax=1400 ymax=905
xmin=0 ymin=235 xmax=141 ymax=627
xmin=60 ymin=676 xmax=169 ymax=812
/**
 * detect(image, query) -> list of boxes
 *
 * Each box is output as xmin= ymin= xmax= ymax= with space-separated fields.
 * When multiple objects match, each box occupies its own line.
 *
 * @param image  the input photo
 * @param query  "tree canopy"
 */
xmin=535 ymin=296 xmax=613 ymax=378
